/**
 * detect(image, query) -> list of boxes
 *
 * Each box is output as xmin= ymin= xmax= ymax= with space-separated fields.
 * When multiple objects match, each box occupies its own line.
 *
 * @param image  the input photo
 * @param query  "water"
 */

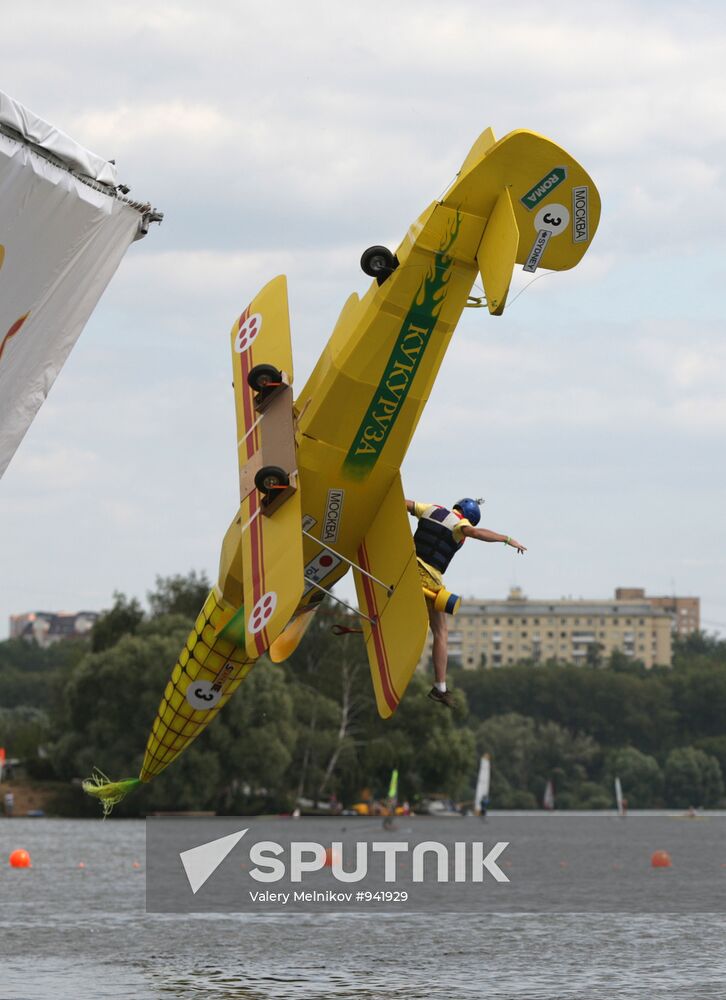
xmin=1 ymin=816 xmax=725 ymax=999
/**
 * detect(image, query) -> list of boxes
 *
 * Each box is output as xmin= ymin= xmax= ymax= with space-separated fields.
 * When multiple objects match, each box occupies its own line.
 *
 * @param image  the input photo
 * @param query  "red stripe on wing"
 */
xmin=236 ymin=307 xmax=261 ymax=461
xmin=247 ymin=490 xmax=268 ymax=656
xmin=357 ymin=543 xmax=398 ymax=713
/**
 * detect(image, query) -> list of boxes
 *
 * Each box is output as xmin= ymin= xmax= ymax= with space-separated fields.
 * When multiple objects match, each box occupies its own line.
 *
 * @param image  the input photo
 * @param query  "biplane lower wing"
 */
xmin=269 ymin=604 xmax=318 ymax=663
xmin=353 ymin=473 xmax=429 ymax=719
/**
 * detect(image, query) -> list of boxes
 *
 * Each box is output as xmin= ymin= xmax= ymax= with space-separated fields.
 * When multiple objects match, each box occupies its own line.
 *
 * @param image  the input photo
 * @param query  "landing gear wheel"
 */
xmin=255 ymin=465 xmax=289 ymax=495
xmin=247 ymin=364 xmax=282 ymax=392
xmin=360 ymin=245 xmax=398 ymax=282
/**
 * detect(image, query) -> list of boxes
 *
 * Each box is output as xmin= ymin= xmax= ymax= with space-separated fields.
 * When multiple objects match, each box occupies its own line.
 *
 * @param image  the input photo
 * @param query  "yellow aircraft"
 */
xmin=85 ymin=127 xmax=600 ymax=812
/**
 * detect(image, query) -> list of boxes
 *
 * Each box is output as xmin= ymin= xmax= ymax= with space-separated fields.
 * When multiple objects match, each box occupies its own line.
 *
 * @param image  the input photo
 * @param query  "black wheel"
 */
xmin=247 ymin=363 xmax=282 ymax=392
xmin=254 ymin=465 xmax=289 ymax=494
xmin=360 ymin=245 xmax=398 ymax=279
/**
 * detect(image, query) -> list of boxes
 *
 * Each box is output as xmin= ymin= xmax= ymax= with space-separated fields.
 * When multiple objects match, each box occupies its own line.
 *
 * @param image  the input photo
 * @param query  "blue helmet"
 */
xmin=453 ymin=497 xmax=481 ymax=526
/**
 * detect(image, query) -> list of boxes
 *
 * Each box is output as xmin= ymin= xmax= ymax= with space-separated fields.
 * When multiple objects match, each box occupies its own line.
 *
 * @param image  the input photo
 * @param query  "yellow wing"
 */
xmin=269 ymin=605 xmax=319 ymax=663
xmin=230 ymin=276 xmax=305 ymax=660
xmin=142 ymin=278 xmax=306 ymax=780
xmin=352 ymin=473 xmax=429 ymax=718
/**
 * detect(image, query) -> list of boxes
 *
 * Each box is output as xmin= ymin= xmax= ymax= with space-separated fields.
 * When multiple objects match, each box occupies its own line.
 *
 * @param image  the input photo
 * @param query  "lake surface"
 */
xmin=1 ymin=814 xmax=725 ymax=999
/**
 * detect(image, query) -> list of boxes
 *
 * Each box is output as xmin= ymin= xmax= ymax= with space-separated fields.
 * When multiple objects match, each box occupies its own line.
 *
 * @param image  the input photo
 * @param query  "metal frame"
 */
xmin=301 ymin=529 xmax=393 ymax=596
xmin=306 ymin=579 xmax=377 ymax=625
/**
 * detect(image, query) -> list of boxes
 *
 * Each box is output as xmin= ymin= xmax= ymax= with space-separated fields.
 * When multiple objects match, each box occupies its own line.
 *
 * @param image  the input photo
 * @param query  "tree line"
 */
xmin=1 ymin=572 xmax=725 ymax=814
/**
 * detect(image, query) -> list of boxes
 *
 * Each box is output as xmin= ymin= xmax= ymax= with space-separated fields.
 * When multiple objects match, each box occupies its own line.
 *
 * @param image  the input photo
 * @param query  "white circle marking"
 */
xmin=248 ymin=591 xmax=278 ymax=634
xmin=234 ymin=312 xmax=263 ymax=354
xmin=534 ymin=203 xmax=570 ymax=237
xmin=186 ymin=680 xmax=222 ymax=711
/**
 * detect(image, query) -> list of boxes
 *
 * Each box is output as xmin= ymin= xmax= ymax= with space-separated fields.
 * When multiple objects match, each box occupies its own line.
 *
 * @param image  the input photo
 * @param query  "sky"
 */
xmin=1 ymin=0 xmax=725 ymax=638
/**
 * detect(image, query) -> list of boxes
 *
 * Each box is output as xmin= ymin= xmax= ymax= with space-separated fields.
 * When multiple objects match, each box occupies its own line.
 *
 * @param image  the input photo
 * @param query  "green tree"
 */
xmin=91 ymin=592 xmax=144 ymax=652
xmin=666 ymin=664 xmax=726 ymax=744
xmin=694 ymin=735 xmax=726 ymax=787
xmin=673 ymin=631 xmax=726 ymax=664
xmin=281 ymin=605 xmax=372 ymax=805
xmin=476 ymin=712 xmax=604 ymax=808
xmin=607 ymin=746 xmax=663 ymax=808
xmin=664 ymin=747 xmax=724 ymax=808
xmin=0 ymin=636 xmax=88 ymax=710
xmin=51 ymin=614 xmax=300 ymax=815
xmin=54 ymin=625 xmax=189 ymax=783
xmin=586 ymin=642 xmax=605 ymax=669
xmin=0 ymin=706 xmax=51 ymax=759
xmin=147 ymin=571 xmax=210 ymax=619
xmin=455 ymin=664 xmax=676 ymax=755
xmin=209 ymin=664 xmax=297 ymax=813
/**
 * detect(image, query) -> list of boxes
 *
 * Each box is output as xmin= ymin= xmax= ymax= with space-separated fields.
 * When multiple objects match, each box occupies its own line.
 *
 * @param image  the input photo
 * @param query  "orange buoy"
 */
xmin=132 ymin=861 xmax=141 ymax=870
xmin=9 ymin=849 xmax=31 ymax=868
xmin=77 ymin=861 xmax=86 ymax=869
xmin=651 ymin=850 xmax=672 ymax=868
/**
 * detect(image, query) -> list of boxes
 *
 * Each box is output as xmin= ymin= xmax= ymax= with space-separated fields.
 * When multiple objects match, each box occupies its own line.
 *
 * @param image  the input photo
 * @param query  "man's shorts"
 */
xmin=416 ymin=558 xmax=444 ymax=593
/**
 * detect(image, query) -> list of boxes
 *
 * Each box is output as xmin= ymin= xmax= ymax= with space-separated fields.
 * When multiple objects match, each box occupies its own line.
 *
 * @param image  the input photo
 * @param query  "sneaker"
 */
xmin=428 ymin=686 xmax=455 ymax=708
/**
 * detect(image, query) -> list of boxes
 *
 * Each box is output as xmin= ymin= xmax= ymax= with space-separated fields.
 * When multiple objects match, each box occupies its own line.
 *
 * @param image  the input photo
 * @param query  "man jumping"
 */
xmin=405 ymin=497 xmax=526 ymax=707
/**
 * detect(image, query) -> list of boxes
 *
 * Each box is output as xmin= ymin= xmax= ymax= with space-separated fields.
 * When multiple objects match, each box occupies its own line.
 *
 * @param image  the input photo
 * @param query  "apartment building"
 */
xmin=614 ymin=588 xmax=699 ymax=636
xmin=420 ymin=587 xmax=674 ymax=671
xmin=9 ymin=610 xmax=99 ymax=647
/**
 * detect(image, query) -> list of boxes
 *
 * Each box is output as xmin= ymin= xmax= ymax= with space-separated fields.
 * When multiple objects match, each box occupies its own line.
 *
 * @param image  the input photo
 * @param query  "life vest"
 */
xmin=413 ymin=505 xmax=465 ymax=574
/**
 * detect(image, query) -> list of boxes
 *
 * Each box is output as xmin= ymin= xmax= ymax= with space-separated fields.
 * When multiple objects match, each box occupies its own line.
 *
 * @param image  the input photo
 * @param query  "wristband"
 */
xmin=504 ymin=537 xmax=511 ymax=546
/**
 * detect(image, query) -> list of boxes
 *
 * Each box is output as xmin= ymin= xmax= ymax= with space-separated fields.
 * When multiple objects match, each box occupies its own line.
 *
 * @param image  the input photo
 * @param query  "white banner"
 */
xmin=0 ymin=94 xmax=148 ymax=479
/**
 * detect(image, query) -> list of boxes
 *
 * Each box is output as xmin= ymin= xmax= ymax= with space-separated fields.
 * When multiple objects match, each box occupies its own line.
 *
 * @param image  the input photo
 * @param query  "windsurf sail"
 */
xmin=543 ymin=779 xmax=555 ymax=811
xmin=387 ymin=768 xmax=399 ymax=805
xmin=615 ymin=776 xmax=625 ymax=817
xmin=474 ymin=753 xmax=491 ymax=815
xmin=0 ymin=89 xmax=161 ymax=478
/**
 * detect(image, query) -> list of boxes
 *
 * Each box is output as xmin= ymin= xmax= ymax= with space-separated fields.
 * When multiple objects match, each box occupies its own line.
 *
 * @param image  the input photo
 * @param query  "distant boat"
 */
xmin=474 ymin=754 xmax=491 ymax=816
xmin=543 ymin=779 xmax=555 ymax=811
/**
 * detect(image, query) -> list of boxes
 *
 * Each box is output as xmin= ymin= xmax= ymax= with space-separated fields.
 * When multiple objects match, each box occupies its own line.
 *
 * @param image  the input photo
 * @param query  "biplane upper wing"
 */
xmin=229 ymin=276 xmax=305 ymax=661
xmin=352 ymin=472 xmax=429 ymax=719
xmin=139 ymin=278 xmax=306 ymax=778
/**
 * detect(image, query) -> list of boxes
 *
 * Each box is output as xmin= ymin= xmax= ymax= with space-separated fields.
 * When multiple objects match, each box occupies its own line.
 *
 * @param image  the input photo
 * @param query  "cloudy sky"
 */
xmin=1 ymin=0 xmax=725 ymax=638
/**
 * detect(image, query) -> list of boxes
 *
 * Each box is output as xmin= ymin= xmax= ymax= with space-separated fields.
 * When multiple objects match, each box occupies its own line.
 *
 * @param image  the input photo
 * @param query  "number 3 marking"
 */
xmin=534 ymin=203 xmax=570 ymax=237
xmin=186 ymin=680 xmax=222 ymax=710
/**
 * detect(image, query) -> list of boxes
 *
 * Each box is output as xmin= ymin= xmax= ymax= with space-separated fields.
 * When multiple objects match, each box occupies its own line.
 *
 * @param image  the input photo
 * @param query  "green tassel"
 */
xmin=82 ymin=769 xmax=141 ymax=817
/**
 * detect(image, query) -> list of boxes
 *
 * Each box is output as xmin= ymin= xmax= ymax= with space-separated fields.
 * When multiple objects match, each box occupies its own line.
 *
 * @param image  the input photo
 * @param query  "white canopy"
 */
xmin=0 ymin=90 xmax=160 ymax=479
xmin=0 ymin=89 xmax=118 ymax=186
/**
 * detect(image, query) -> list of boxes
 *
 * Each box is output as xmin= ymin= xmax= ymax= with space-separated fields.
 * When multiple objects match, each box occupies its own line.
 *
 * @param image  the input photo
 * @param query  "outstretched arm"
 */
xmin=461 ymin=524 xmax=527 ymax=553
